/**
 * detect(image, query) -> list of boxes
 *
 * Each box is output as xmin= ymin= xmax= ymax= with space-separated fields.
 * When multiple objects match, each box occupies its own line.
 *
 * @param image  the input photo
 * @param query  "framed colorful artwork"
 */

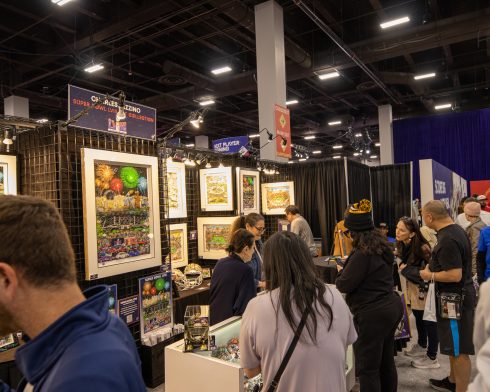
xmin=169 ymin=223 xmax=188 ymax=268
xmin=0 ymin=333 xmax=19 ymax=352
xmin=0 ymin=154 xmax=17 ymax=195
xmin=236 ymin=168 xmax=260 ymax=214
xmin=165 ymin=159 xmax=187 ymax=219
xmin=139 ymin=271 xmax=172 ymax=337
xmin=199 ymin=167 xmax=233 ymax=211
xmin=197 ymin=216 xmax=237 ymax=259
xmin=261 ymin=181 xmax=295 ymax=215
xmin=81 ymin=148 xmax=162 ymax=280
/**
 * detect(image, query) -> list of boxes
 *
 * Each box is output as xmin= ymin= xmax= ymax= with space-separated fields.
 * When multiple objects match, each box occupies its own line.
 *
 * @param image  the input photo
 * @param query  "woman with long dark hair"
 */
xmin=230 ymin=213 xmax=266 ymax=288
xmin=209 ymin=229 xmax=256 ymax=325
xmin=396 ymin=216 xmax=439 ymax=369
xmin=240 ymin=231 xmax=356 ymax=391
xmin=336 ymin=200 xmax=403 ymax=392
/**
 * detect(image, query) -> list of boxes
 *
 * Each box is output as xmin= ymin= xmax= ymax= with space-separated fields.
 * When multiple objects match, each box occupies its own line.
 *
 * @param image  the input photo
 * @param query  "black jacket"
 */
xmin=398 ymin=242 xmax=429 ymax=286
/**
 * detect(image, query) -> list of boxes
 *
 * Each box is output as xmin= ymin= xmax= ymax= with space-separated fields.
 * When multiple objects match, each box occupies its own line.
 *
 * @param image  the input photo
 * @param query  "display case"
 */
xmin=165 ymin=316 xmax=355 ymax=392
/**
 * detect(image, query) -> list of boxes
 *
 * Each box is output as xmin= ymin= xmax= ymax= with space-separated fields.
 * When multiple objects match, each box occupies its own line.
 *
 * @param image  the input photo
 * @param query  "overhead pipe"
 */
xmin=293 ymin=0 xmax=402 ymax=105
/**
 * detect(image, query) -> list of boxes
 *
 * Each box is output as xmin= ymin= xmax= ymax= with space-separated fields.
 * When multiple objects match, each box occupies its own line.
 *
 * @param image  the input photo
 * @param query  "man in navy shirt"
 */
xmin=0 ymin=195 xmax=145 ymax=392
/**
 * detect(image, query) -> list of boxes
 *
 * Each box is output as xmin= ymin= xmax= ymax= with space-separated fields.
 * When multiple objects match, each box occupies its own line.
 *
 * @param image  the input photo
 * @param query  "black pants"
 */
xmin=354 ymin=294 xmax=403 ymax=392
xmin=412 ymin=309 xmax=439 ymax=359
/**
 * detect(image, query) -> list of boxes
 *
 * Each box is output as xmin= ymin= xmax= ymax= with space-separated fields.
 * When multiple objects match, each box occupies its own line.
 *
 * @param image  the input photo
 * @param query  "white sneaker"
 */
xmin=404 ymin=343 xmax=426 ymax=357
xmin=411 ymin=356 xmax=440 ymax=369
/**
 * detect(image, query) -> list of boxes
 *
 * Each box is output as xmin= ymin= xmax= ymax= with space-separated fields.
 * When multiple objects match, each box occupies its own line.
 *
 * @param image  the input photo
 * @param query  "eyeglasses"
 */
xmin=254 ymin=226 xmax=265 ymax=232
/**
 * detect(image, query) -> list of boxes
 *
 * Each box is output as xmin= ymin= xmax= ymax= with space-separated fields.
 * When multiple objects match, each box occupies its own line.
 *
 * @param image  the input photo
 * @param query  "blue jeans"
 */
xmin=412 ymin=309 xmax=439 ymax=359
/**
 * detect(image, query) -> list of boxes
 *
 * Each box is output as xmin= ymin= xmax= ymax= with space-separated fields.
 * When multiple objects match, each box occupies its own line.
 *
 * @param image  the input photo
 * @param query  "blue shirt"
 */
xmin=0 ymin=286 xmax=145 ymax=392
xmin=478 ymin=226 xmax=490 ymax=278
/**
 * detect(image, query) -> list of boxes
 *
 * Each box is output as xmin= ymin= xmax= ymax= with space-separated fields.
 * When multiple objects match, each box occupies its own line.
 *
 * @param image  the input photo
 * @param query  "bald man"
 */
xmin=420 ymin=200 xmax=475 ymax=392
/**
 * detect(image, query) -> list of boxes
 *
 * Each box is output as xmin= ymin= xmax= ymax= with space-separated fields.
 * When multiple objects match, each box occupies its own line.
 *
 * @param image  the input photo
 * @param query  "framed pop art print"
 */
xmin=169 ymin=223 xmax=188 ymax=268
xmin=165 ymin=159 xmax=187 ymax=219
xmin=0 ymin=154 xmax=17 ymax=195
xmin=236 ymin=168 xmax=260 ymax=214
xmin=261 ymin=181 xmax=295 ymax=215
xmin=197 ymin=216 xmax=237 ymax=259
xmin=81 ymin=148 xmax=162 ymax=280
xmin=199 ymin=167 xmax=233 ymax=211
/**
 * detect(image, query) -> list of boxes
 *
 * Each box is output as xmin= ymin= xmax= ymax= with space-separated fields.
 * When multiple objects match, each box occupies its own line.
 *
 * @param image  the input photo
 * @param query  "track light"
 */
xmin=52 ymin=0 xmax=75 ymax=5
xmin=218 ymin=162 xmax=224 ymax=168
xmin=2 ymin=129 xmax=13 ymax=145
xmin=205 ymin=162 xmax=212 ymax=168
xmin=84 ymin=63 xmax=104 ymax=73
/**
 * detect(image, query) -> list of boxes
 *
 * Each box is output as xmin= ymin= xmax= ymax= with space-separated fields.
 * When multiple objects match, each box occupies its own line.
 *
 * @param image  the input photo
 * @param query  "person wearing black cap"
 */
xmin=336 ymin=200 xmax=403 ymax=392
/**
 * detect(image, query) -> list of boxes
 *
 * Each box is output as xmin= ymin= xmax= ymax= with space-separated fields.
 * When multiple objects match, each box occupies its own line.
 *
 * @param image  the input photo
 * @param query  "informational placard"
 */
xmin=68 ymin=85 xmax=156 ymax=140
xmin=118 ymin=295 xmax=140 ymax=325
xmin=212 ymin=136 xmax=249 ymax=154
xmin=108 ymin=284 xmax=118 ymax=316
xmin=274 ymin=104 xmax=291 ymax=158
xmin=139 ymin=272 xmax=172 ymax=337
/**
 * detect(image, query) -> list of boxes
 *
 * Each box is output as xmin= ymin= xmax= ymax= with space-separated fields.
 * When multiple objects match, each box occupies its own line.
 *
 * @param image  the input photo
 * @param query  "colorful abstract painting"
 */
xmin=169 ymin=223 xmax=188 ymax=268
xmin=261 ymin=181 xmax=295 ymax=215
xmin=199 ymin=167 xmax=233 ymax=211
xmin=139 ymin=272 xmax=172 ymax=336
xmin=197 ymin=216 xmax=237 ymax=259
xmin=236 ymin=168 xmax=260 ymax=214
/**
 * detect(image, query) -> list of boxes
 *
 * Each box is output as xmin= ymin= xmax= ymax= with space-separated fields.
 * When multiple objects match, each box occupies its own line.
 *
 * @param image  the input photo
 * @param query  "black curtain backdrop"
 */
xmin=347 ymin=159 xmax=371 ymax=204
xmin=370 ymin=163 xmax=412 ymax=237
xmin=291 ymin=160 xmax=348 ymax=255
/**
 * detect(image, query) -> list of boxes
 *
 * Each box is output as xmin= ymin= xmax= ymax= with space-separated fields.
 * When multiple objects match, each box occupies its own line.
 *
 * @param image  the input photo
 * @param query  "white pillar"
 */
xmin=4 ymin=96 xmax=29 ymax=118
xmin=378 ymin=104 xmax=393 ymax=165
xmin=255 ymin=1 xmax=287 ymax=163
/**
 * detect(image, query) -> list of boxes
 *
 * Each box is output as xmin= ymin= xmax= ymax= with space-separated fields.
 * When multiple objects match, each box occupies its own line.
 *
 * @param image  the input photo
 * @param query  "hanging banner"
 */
xmin=274 ymin=104 xmax=291 ymax=158
xmin=68 ymin=85 xmax=156 ymax=140
xmin=212 ymin=136 xmax=249 ymax=154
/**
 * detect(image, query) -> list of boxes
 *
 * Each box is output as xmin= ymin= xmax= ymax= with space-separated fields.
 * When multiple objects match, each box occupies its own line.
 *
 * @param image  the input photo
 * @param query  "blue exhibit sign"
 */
xmin=68 ymin=85 xmax=156 ymax=140
xmin=212 ymin=136 xmax=249 ymax=154
xmin=432 ymin=160 xmax=453 ymax=211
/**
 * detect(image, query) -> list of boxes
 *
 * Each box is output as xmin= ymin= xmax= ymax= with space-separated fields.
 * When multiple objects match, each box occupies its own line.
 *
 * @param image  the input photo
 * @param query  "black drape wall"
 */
xmin=346 ymin=159 xmax=371 ymax=204
xmin=291 ymin=160 xmax=347 ymax=255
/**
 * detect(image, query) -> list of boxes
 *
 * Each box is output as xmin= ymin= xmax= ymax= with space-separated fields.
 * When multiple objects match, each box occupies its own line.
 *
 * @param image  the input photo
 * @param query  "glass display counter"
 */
xmin=165 ymin=316 xmax=355 ymax=392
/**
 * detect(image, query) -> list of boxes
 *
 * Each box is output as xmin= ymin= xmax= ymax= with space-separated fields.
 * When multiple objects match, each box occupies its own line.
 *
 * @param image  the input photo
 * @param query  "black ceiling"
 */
xmin=1 ymin=0 xmax=489 ymax=158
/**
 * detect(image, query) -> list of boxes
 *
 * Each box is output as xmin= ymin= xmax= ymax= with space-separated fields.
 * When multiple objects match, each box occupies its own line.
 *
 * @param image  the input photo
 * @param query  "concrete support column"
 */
xmin=4 ymin=96 xmax=29 ymax=118
xmin=255 ymin=1 xmax=287 ymax=163
xmin=378 ymin=104 xmax=393 ymax=165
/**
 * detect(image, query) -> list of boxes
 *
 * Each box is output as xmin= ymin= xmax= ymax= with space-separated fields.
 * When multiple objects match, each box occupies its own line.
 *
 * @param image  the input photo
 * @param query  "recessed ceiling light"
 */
xmin=304 ymin=135 xmax=316 ymax=140
xmin=355 ymin=133 xmax=362 ymax=137
xmin=328 ymin=120 xmax=342 ymax=126
xmin=333 ymin=155 xmax=342 ymax=159
xmin=312 ymin=150 xmax=322 ymax=154
xmin=249 ymin=134 xmax=260 ymax=138
xmin=318 ymin=71 xmax=340 ymax=80
xmin=353 ymin=152 xmax=360 ymax=156
xmin=84 ymin=63 xmax=104 ymax=73
xmin=380 ymin=16 xmax=410 ymax=29
xmin=288 ymin=161 xmax=294 ymax=164
xmin=375 ymin=142 xmax=381 ymax=147
xmin=285 ymin=99 xmax=299 ymax=105
xmin=52 ymin=0 xmax=75 ymax=5
xmin=370 ymin=155 xmax=378 ymax=159
xmin=199 ymin=100 xmax=215 ymax=106
xmin=435 ymin=103 xmax=452 ymax=110
xmin=36 ymin=119 xmax=49 ymax=123
xmin=332 ymin=145 xmax=343 ymax=149
xmin=299 ymin=158 xmax=307 ymax=162
xmin=414 ymin=72 xmax=436 ymax=80
xmin=211 ymin=66 xmax=232 ymax=75
xmin=186 ymin=144 xmax=195 ymax=147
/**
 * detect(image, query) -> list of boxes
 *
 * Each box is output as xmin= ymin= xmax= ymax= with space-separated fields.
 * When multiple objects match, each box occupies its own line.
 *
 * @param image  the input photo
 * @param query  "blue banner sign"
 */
xmin=212 ymin=136 xmax=249 ymax=154
xmin=68 ymin=85 xmax=156 ymax=140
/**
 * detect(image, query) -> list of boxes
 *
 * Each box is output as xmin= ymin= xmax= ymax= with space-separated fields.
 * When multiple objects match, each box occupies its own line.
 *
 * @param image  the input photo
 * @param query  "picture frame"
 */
xmin=236 ymin=168 xmax=260 ymax=214
xmin=0 ymin=333 xmax=18 ymax=352
xmin=197 ymin=216 xmax=237 ymax=259
xmin=169 ymin=223 xmax=188 ymax=268
xmin=139 ymin=271 xmax=172 ymax=337
xmin=199 ymin=167 xmax=233 ymax=211
xmin=261 ymin=181 xmax=295 ymax=215
xmin=165 ymin=159 xmax=187 ymax=219
xmin=0 ymin=154 xmax=17 ymax=195
xmin=81 ymin=148 xmax=162 ymax=280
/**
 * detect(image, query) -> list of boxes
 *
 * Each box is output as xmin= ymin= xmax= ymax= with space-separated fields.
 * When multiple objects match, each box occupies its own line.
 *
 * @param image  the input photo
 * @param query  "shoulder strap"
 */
xmin=267 ymin=311 xmax=308 ymax=392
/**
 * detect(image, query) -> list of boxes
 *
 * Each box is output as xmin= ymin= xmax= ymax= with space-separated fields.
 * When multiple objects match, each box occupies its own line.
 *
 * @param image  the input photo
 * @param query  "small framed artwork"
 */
xmin=0 ymin=154 xmax=17 ymax=195
xmin=236 ymin=168 xmax=260 ymax=214
xmin=81 ymin=148 xmax=162 ymax=280
xmin=0 ymin=333 xmax=19 ymax=352
xmin=169 ymin=223 xmax=188 ymax=269
xmin=139 ymin=271 xmax=172 ymax=337
xmin=202 ymin=268 xmax=212 ymax=279
xmin=197 ymin=216 xmax=237 ymax=259
xmin=199 ymin=167 xmax=233 ymax=211
xmin=261 ymin=181 xmax=295 ymax=215
xmin=165 ymin=159 xmax=187 ymax=219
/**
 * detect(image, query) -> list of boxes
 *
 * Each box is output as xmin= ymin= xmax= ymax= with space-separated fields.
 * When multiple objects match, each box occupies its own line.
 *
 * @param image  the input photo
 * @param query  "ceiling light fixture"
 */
xmin=318 ymin=71 xmax=340 ymax=80
xmin=312 ymin=150 xmax=322 ymax=154
xmin=355 ymin=133 xmax=362 ymax=137
xmin=285 ymin=99 xmax=299 ymax=105
xmin=332 ymin=155 xmax=342 ymax=159
xmin=2 ymin=129 xmax=14 ymax=145
xmin=332 ymin=145 xmax=343 ymax=149
xmin=36 ymin=119 xmax=49 ymax=123
xmin=375 ymin=142 xmax=381 ymax=147
xmin=205 ymin=162 xmax=212 ymax=168
xmin=299 ymin=158 xmax=307 ymax=162
xmin=84 ymin=63 xmax=104 ymax=73
xmin=218 ymin=162 xmax=224 ymax=168
xmin=435 ymin=103 xmax=452 ymax=110
xmin=288 ymin=161 xmax=294 ymax=164
xmin=380 ymin=16 xmax=410 ymax=29
xmin=353 ymin=152 xmax=360 ymax=157
xmin=52 ymin=0 xmax=75 ymax=6
xmin=414 ymin=72 xmax=436 ymax=80
xmin=249 ymin=134 xmax=260 ymax=138
xmin=328 ymin=120 xmax=341 ymax=126
xmin=370 ymin=155 xmax=378 ymax=159
xmin=186 ymin=144 xmax=195 ymax=148
xmin=211 ymin=66 xmax=232 ymax=75
xmin=304 ymin=135 xmax=316 ymax=140
xmin=199 ymin=100 xmax=215 ymax=106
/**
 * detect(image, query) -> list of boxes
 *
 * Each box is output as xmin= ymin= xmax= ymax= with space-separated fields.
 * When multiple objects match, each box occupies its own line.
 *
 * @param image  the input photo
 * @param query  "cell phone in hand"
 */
xmin=335 ymin=257 xmax=346 ymax=267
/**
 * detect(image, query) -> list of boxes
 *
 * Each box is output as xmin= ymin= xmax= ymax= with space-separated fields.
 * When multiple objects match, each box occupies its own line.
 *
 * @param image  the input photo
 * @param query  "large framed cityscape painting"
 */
xmin=169 ymin=223 xmax=188 ymax=269
xmin=81 ymin=148 xmax=162 ymax=280
xmin=199 ymin=167 xmax=233 ymax=211
xmin=261 ymin=181 xmax=295 ymax=215
xmin=166 ymin=160 xmax=187 ymax=219
xmin=197 ymin=216 xmax=237 ymax=259
xmin=236 ymin=168 xmax=260 ymax=214
xmin=0 ymin=154 xmax=17 ymax=195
